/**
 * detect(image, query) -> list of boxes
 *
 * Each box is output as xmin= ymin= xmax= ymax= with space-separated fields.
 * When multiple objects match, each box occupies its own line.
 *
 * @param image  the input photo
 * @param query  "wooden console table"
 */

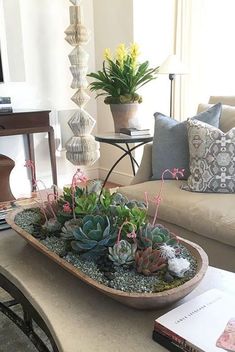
xmin=0 ymin=110 xmax=57 ymax=193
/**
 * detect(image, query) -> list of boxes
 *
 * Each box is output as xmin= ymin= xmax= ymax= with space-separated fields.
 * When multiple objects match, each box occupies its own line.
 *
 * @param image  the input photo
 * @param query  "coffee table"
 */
xmin=0 ymin=229 xmax=235 ymax=352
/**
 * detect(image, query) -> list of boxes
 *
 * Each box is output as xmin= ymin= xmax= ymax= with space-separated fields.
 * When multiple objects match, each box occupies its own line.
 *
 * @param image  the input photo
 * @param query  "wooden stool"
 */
xmin=0 ymin=154 xmax=15 ymax=202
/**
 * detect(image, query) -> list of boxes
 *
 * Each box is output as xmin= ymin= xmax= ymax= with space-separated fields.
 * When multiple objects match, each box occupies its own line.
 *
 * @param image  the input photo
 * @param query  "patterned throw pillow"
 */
xmin=185 ymin=119 xmax=235 ymax=193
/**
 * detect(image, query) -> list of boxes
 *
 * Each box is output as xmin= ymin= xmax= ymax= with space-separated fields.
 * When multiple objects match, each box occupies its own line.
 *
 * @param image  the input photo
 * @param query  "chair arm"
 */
xmin=131 ymin=143 xmax=153 ymax=185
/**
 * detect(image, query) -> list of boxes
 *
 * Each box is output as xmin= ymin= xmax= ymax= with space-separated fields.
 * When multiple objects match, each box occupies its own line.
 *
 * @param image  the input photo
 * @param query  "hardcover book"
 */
xmin=0 ymin=96 xmax=11 ymax=104
xmin=119 ymin=127 xmax=150 ymax=136
xmin=0 ymin=105 xmax=13 ymax=114
xmin=153 ymin=289 xmax=235 ymax=352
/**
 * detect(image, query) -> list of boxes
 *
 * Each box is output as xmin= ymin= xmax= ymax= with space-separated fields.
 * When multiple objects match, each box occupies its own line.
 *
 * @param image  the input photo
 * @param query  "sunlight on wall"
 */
xmin=134 ymin=0 xmax=175 ymax=127
xmin=133 ymin=0 xmax=175 ymax=162
xmin=183 ymin=0 xmax=235 ymax=117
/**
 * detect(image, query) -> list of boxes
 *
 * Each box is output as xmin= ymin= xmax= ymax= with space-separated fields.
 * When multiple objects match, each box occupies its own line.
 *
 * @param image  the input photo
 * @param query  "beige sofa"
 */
xmin=118 ymin=96 xmax=235 ymax=272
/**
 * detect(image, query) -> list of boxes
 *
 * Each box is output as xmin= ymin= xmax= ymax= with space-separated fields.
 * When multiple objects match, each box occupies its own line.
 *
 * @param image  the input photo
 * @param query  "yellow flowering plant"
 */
xmin=87 ymin=43 xmax=159 ymax=104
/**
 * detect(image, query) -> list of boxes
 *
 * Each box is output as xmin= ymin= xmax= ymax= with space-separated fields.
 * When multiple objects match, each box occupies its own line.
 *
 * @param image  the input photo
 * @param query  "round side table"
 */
xmin=95 ymin=133 xmax=153 ymax=188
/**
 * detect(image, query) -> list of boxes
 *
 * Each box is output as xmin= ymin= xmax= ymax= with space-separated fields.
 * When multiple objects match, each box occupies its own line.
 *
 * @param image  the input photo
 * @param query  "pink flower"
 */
xmin=151 ymin=195 xmax=162 ymax=206
xmin=171 ymin=168 xmax=185 ymax=180
xmin=127 ymin=230 xmax=137 ymax=239
xmin=116 ymin=221 xmax=136 ymax=243
xmin=63 ymin=203 xmax=72 ymax=213
xmin=72 ymin=168 xmax=88 ymax=187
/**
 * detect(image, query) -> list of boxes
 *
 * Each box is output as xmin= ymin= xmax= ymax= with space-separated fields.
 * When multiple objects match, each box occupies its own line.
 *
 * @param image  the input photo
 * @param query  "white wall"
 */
xmin=93 ymin=0 xmax=175 ymax=184
xmin=92 ymin=0 xmax=135 ymax=185
xmin=133 ymin=0 xmax=175 ymax=161
xmin=0 ymin=0 xmax=97 ymax=197
xmin=134 ymin=0 xmax=175 ymax=124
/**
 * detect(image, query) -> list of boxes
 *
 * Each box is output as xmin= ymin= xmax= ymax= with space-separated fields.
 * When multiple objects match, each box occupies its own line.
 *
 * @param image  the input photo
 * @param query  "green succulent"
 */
xmin=126 ymin=200 xmax=147 ymax=209
xmin=60 ymin=186 xmax=85 ymax=205
xmin=135 ymin=247 xmax=167 ymax=276
xmin=74 ymin=192 xmax=99 ymax=216
xmin=137 ymin=224 xmax=178 ymax=250
xmin=71 ymin=215 xmax=117 ymax=259
xmin=109 ymin=204 xmax=147 ymax=229
xmin=98 ymin=189 xmax=117 ymax=212
xmin=56 ymin=209 xmax=73 ymax=225
xmin=60 ymin=219 xmax=82 ymax=240
xmin=111 ymin=192 xmax=129 ymax=205
xmin=42 ymin=218 xmax=62 ymax=235
xmin=108 ymin=240 xmax=137 ymax=266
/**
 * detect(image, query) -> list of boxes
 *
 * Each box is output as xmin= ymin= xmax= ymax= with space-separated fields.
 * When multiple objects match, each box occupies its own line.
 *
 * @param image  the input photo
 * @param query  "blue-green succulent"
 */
xmin=60 ymin=219 xmax=82 ymax=240
xmin=108 ymin=240 xmax=137 ymax=266
xmin=71 ymin=215 xmax=117 ymax=259
xmin=137 ymin=223 xmax=178 ymax=250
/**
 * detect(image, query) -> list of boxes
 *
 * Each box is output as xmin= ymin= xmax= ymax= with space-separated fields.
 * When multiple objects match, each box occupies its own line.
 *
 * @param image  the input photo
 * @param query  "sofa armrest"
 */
xmin=130 ymin=143 xmax=153 ymax=185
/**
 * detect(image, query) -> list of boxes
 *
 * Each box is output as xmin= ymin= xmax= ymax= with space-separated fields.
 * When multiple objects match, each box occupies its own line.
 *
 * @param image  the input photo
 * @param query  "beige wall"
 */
xmin=93 ymin=0 xmax=175 ymax=185
xmin=93 ymin=0 xmax=134 ymax=185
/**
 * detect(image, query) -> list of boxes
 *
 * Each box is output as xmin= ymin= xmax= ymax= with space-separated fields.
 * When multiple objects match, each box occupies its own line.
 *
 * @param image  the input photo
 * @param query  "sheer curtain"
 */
xmin=174 ymin=0 xmax=235 ymax=120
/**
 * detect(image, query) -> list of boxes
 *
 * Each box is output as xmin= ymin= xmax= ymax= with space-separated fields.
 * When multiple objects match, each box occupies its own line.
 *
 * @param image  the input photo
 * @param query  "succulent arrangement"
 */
xmin=14 ymin=164 xmax=197 ymax=294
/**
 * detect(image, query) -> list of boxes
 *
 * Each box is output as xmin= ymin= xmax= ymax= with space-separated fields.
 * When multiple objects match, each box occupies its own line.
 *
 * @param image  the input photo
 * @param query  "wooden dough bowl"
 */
xmin=7 ymin=208 xmax=209 ymax=310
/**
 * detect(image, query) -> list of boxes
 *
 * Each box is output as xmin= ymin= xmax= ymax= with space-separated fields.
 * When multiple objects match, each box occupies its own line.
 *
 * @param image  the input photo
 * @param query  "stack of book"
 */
xmin=0 ymin=96 xmax=13 ymax=113
xmin=153 ymin=289 xmax=235 ymax=352
xmin=0 ymin=207 xmax=12 ymax=230
xmin=119 ymin=127 xmax=150 ymax=136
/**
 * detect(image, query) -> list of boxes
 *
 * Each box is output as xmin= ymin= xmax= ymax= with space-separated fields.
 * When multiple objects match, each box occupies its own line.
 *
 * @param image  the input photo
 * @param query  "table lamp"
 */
xmin=158 ymin=54 xmax=188 ymax=117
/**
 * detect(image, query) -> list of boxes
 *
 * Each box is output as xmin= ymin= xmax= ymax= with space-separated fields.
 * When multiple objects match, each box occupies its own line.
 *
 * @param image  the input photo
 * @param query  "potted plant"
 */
xmin=6 ymin=164 xmax=208 ymax=309
xmin=87 ymin=43 xmax=159 ymax=132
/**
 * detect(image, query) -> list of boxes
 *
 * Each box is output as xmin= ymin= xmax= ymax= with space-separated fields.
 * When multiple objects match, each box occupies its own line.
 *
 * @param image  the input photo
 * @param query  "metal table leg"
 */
xmin=101 ymin=141 xmax=147 ymax=190
xmin=0 ymin=273 xmax=59 ymax=352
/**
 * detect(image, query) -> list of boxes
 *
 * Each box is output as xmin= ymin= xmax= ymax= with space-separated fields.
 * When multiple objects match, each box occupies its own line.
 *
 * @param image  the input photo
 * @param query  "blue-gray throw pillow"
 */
xmin=151 ymin=103 xmax=222 ymax=180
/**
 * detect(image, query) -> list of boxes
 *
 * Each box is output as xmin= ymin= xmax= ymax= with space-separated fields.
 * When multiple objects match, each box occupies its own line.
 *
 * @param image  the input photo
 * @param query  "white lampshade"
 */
xmin=158 ymin=54 xmax=188 ymax=75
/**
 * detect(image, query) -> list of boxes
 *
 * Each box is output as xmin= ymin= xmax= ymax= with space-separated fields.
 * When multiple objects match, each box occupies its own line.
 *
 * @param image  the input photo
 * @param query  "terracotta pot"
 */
xmin=110 ymin=103 xmax=139 ymax=132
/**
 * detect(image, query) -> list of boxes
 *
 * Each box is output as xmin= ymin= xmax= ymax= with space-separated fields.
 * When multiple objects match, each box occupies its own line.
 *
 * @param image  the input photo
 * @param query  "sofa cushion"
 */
xmin=118 ymin=180 xmax=235 ymax=248
xmin=185 ymin=119 xmax=235 ymax=193
xmin=198 ymin=103 xmax=235 ymax=133
xmin=152 ymin=103 xmax=222 ymax=180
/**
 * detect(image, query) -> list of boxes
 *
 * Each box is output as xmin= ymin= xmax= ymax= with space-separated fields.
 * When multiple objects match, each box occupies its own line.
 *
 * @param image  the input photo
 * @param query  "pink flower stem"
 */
xmin=51 ymin=184 xmax=59 ymax=197
xmin=71 ymin=172 xmax=78 ymax=220
xmin=34 ymin=179 xmax=50 ymax=223
xmin=152 ymin=171 xmax=166 ymax=226
xmin=47 ymin=193 xmax=59 ymax=219
xmin=144 ymin=192 xmax=149 ymax=209
xmin=71 ymin=187 xmax=76 ymax=220
xmin=151 ymin=168 xmax=185 ymax=226
xmin=30 ymin=163 xmax=36 ymax=189
xmin=116 ymin=221 xmax=136 ymax=244
xmin=70 ymin=168 xmax=88 ymax=220
xmin=34 ymin=199 xmax=48 ymax=223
